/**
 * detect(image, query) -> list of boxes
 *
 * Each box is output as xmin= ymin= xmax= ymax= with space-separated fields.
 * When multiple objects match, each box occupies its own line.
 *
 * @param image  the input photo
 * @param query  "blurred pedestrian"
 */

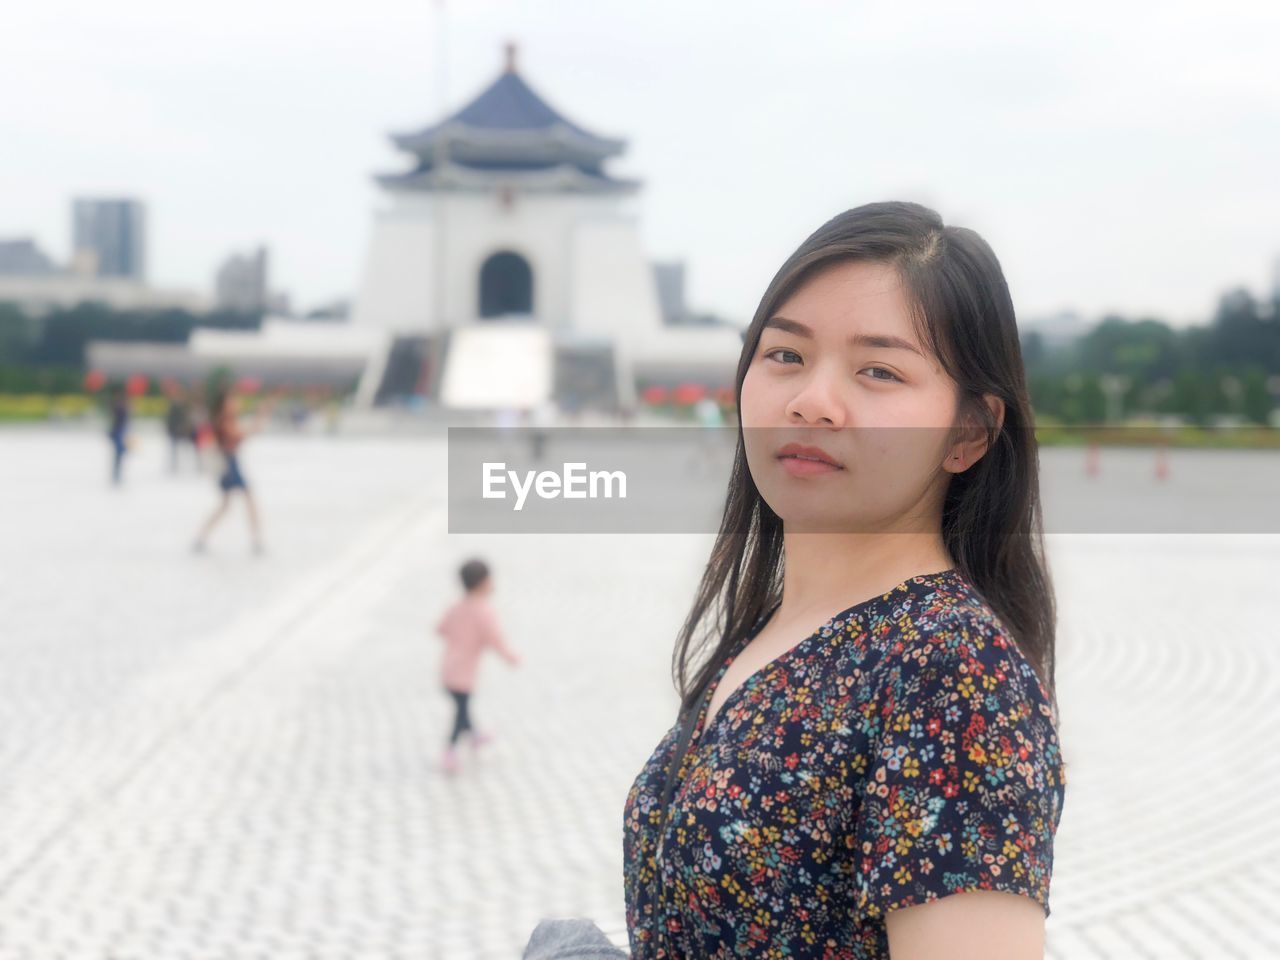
xmin=164 ymin=382 xmax=197 ymax=473
xmin=105 ymin=383 xmax=130 ymax=487
xmin=192 ymin=385 xmax=273 ymax=554
xmin=528 ymin=398 xmax=556 ymax=461
xmin=434 ymin=558 xmax=521 ymax=774
xmin=691 ymin=394 xmax=727 ymax=476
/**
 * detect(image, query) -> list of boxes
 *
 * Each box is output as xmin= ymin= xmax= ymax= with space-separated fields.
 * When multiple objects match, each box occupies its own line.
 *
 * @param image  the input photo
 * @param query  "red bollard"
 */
xmin=1154 ymin=443 xmax=1169 ymax=482
xmin=1085 ymin=442 xmax=1100 ymax=478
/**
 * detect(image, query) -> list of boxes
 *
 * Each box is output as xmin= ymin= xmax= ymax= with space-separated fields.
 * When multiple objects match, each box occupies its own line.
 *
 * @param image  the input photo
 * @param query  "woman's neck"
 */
xmin=777 ymin=531 xmax=954 ymax=619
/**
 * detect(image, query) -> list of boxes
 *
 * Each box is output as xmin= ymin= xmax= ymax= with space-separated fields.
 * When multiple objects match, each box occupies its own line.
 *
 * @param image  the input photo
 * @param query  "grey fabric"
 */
xmin=520 ymin=918 xmax=629 ymax=959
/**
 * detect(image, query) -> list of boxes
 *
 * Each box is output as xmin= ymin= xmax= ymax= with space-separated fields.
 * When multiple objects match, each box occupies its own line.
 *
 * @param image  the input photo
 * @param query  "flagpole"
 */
xmin=426 ymin=0 xmax=450 ymax=398
xmin=435 ymin=0 xmax=448 ymax=117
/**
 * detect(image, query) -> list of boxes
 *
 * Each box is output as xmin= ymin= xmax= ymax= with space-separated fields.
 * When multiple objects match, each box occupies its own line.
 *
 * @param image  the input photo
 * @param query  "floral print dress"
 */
xmin=622 ymin=568 xmax=1066 ymax=959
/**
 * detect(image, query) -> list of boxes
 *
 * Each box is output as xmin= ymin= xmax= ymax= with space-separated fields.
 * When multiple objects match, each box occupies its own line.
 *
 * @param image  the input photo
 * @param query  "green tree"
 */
xmin=1060 ymin=373 xmax=1106 ymax=424
xmin=1167 ymin=370 xmax=1210 ymax=424
xmin=1075 ymin=315 xmax=1180 ymax=380
xmin=1241 ymin=367 xmax=1272 ymax=425
xmin=1210 ymin=288 xmax=1280 ymax=370
xmin=0 ymin=303 xmax=38 ymax=366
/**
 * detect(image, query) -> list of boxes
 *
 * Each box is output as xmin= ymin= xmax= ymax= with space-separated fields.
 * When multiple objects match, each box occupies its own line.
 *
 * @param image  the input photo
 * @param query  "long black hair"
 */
xmin=209 ymin=385 xmax=233 ymax=450
xmin=672 ymin=200 xmax=1056 ymax=716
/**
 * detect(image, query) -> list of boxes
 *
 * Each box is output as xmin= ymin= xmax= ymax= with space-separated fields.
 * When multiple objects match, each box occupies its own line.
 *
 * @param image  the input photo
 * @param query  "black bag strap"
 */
xmin=654 ymin=600 xmax=779 ymax=852
xmin=657 ymin=681 xmax=715 ymax=828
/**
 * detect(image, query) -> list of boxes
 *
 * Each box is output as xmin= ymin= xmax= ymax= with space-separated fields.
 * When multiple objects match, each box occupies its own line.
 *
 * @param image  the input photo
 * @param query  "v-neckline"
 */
xmin=692 ymin=568 xmax=959 ymax=743
xmin=694 ymin=600 xmax=784 ymax=740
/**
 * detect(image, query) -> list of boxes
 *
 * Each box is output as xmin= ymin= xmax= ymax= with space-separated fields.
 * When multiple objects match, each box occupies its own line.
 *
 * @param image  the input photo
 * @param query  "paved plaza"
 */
xmin=0 ymin=423 xmax=1277 ymax=958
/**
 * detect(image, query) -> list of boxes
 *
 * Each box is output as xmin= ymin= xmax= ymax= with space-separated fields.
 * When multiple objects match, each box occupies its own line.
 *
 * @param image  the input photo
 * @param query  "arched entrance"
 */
xmin=478 ymin=251 xmax=534 ymax=318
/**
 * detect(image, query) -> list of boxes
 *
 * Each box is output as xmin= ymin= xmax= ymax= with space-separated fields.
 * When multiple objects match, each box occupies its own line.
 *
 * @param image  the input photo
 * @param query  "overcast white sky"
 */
xmin=2 ymin=0 xmax=1278 ymax=325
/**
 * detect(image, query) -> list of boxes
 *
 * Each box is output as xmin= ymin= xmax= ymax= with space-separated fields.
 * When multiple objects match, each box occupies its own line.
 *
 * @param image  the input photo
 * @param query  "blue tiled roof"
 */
xmin=411 ymin=156 xmax=605 ymax=175
xmin=452 ymin=71 xmax=586 ymax=134
xmin=396 ymin=69 xmax=620 ymax=152
xmin=375 ymin=163 xmax=638 ymax=194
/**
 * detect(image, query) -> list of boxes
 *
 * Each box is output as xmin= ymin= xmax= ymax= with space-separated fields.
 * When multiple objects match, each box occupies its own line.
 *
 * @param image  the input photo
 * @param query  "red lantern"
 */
xmin=641 ymin=385 xmax=668 ymax=405
xmin=236 ymin=376 xmax=262 ymax=395
xmin=673 ymin=382 xmax=707 ymax=405
xmin=714 ymin=386 xmax=735 ymax=405
xmin=125 ymin=373 xmax=149 ymax=397
xmin=83 ymin=369 xmax=107 ymax=393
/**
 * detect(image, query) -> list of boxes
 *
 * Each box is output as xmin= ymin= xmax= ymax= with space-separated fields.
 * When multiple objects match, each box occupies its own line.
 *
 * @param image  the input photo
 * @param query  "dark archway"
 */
xmin=478 ymin=251 xmax=534 ymax=318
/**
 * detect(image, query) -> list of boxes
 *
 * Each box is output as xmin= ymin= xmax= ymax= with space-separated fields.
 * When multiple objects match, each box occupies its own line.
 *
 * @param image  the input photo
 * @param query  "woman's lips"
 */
xmin=777 ymin=454 xmax=844 ymax=477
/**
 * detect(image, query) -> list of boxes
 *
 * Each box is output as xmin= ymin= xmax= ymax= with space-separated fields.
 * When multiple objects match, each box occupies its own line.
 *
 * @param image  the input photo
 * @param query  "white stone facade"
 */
xmin=352 ymin=191 xmax=663 ymax=343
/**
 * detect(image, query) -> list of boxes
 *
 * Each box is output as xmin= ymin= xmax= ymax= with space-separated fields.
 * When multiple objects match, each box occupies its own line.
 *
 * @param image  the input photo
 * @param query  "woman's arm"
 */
xmin=886 ymin=890 xmax=1045 ymax=960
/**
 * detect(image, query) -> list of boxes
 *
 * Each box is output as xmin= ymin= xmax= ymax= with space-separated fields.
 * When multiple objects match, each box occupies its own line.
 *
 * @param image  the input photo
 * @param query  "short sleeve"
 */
xmin=851 ymin=608 xmax=1066 ymax=923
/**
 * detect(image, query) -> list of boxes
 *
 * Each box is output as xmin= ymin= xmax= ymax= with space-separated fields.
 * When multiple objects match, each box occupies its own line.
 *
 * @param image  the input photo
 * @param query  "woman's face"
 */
xmin=739 ymin=259 xmax=967 ymax=534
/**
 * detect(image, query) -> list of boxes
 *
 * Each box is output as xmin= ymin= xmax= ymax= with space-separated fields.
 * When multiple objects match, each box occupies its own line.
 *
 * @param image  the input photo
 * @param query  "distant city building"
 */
xmin=72 ymin=198 xmax=146 ymax=280
xmin=653 ymin=262 xmax=687 ymax=326
xmin=304 ymin=298 xmax=350 ymax=321
xmin=0 ymin=238 xmax=59 ymax=276
xmin=0 ymin=274 xmax=208 ymax=314
xmin=69 ymin=248 xmax=99 ymax=277
xmin=0 ymin=204 xmax=200 ymax=314
xmin=652 ymin=261 xmax=740 ymax=330
xmin=215 ymin=246 xmax=270 ymax=313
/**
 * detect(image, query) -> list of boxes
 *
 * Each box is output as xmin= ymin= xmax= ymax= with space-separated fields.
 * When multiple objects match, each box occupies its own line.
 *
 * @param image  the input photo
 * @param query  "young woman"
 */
xmin=192 ymin=386 xmax=270 ymax=554
xmin=623 ymin=202 xmax=1066 ymax=959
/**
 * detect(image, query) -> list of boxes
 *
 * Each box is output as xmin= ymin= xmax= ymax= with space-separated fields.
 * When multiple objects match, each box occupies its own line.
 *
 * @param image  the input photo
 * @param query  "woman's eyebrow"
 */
xmin=764 ymin=316 xmax=924 ymax=358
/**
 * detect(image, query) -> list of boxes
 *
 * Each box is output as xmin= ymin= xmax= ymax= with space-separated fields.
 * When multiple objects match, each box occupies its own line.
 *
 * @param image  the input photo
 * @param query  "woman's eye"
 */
xmin=763 ymin=348 xmax=802 ymax=365
xmin=863 ymin=367 xmax=903 ymax=383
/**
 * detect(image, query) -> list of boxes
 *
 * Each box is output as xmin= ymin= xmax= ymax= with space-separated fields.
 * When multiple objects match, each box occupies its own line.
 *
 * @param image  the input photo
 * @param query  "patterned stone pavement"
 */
xmin=0 ymin=424 xmax=1277 ymax=958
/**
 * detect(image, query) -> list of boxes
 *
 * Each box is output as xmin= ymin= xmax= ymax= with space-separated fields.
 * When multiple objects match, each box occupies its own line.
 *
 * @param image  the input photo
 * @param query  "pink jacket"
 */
xmin=435 ymin=594 xmax=517 ymax=692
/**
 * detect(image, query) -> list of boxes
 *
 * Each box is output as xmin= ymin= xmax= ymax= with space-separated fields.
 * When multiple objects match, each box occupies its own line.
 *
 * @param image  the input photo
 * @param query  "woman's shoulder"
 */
xmin=872 ymin=571 xmax=1055 ymax=718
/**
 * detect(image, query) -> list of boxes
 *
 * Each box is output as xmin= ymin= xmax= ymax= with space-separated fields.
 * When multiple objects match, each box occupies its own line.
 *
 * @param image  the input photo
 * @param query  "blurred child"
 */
xmin=435 ymin=558 xmax=521 ymax=774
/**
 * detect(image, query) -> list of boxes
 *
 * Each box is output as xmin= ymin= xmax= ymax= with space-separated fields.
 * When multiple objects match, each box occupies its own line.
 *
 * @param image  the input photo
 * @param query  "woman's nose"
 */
xmin=784 ymin=373 xmax=847 ymax=428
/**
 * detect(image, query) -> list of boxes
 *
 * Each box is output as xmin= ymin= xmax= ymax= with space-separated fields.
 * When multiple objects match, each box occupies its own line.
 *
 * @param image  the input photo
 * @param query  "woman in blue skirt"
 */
xmin=192 ymin=385 xmax=271 ymax=555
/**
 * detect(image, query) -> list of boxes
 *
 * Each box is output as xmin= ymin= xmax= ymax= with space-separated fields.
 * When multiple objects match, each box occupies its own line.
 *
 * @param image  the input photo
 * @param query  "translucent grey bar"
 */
xmin=446 ymin=426 xmax=1280 ymax=534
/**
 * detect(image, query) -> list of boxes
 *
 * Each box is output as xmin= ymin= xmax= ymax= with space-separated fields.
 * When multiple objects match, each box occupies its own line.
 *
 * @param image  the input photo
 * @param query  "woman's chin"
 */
xmin=768 ymin=505 xmax=870 ymax=534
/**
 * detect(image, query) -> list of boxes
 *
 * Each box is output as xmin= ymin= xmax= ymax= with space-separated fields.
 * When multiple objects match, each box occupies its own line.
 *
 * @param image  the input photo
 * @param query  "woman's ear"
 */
xmin=984 ymin=393 xmax=1006 ymax=433
xmin=945 ymin=394 xmax=1004 ymax=473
